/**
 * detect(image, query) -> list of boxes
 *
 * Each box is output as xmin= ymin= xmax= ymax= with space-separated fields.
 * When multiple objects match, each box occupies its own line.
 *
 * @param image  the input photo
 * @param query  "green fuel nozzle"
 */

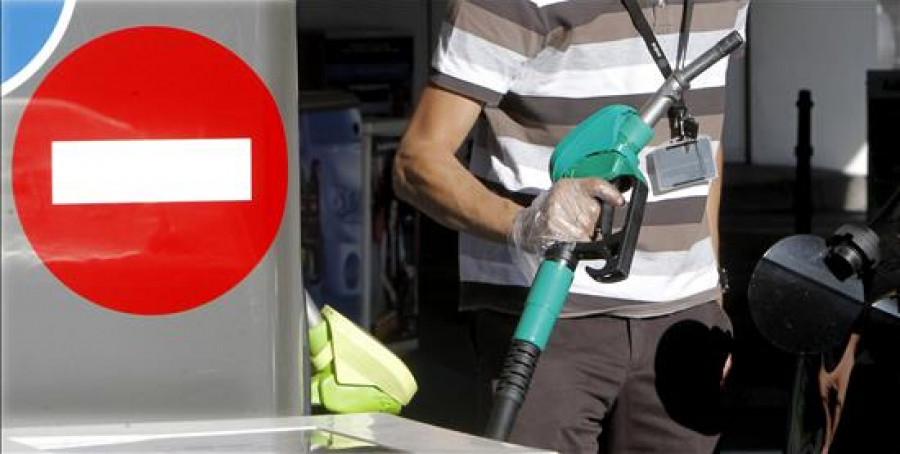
xmin=485 ymin=31 xmax=744 ymax=441
xmin=546 ymin=29 xmax=744 ymax=282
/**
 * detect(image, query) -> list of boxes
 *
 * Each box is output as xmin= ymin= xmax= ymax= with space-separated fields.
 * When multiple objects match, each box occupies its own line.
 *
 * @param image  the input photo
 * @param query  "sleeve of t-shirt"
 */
xmin=431 ymin=0 xmax=547 ymax=107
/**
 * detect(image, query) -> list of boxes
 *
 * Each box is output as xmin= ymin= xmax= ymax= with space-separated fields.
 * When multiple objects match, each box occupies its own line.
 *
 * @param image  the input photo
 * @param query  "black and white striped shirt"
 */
xmin=432 ymin=0 xmax=748 ymax=317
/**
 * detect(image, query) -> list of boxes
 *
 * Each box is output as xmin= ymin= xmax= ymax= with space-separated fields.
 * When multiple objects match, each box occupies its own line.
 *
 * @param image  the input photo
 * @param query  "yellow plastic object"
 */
xmin=309 ymin=305 xmax=417 ymax=414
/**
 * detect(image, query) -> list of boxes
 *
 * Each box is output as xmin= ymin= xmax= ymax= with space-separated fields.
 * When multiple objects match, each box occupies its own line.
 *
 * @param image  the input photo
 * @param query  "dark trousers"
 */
xmin=472 ymin=301 xmax=733 ymax=453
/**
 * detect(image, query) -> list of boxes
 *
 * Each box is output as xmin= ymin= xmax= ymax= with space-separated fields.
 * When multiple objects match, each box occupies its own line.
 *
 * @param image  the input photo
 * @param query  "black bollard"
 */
xmin=795 ymin=90 xmax=814 ymax=234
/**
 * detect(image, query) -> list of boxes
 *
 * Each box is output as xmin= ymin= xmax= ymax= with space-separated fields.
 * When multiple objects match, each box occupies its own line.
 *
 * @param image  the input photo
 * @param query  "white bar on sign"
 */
xmin=51 ymin=138 xmax=252 ymax=205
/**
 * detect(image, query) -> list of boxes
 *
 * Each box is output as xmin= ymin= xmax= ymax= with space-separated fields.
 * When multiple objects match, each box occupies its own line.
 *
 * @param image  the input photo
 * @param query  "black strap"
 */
xmin=620 ymin=0 xmax=673 ymax=79
xmin=673 ymin=0 xmax=698 ymax=139
xmin=620 ymin=0 xmax=698 ymax=139
xmin=676 ymin=0 xmax=693 ymax=71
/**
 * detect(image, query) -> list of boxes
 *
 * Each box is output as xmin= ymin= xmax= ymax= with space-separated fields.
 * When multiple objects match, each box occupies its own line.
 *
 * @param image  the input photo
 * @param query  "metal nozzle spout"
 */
xmin=640 ymin=30 xmax=745 ymax=127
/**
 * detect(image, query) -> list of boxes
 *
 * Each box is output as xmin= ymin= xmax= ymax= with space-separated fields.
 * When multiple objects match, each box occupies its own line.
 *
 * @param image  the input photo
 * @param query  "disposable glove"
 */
xmin=510 ymin=178 xmax=624 ymax=261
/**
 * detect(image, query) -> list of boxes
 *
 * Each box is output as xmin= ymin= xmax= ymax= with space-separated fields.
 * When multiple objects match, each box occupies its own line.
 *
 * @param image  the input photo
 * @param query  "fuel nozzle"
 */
xmin=640 ymin=30 xmax=744 ymax=126
xmin=547 ymin=30 xmax=745 ymax=283
xmin=485 ymin=30 xmax=747 ymax=442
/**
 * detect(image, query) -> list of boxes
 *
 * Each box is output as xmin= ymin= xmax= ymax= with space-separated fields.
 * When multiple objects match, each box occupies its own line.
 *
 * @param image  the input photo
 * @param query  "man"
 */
xmin=394 ymin=0 xmax=748 ymax=451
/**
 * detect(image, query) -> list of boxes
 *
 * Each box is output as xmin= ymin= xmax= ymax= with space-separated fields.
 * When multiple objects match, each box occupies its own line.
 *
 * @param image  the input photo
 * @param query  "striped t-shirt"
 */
xmin=431 ymin=0 xmax=749 ymax=317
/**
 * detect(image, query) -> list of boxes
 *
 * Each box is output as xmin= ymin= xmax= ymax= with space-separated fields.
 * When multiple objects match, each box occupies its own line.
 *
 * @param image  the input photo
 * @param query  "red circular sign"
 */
xmin=12 ymin=26 xmax=288 ymax=315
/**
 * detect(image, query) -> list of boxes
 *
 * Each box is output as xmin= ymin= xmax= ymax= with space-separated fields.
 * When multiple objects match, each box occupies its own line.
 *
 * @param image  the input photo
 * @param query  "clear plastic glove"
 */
xmin=509 ymin=178 xmax=624 ymax=277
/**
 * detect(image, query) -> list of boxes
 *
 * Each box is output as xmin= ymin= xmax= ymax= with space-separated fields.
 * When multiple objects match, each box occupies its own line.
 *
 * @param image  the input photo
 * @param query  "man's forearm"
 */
xmin=393 ymin=141 xmax=522 ymax=245
xmin=393 ymin=84 xmax=522 ymax=245
xmin=708 ymin=147 xmax=724 ymax=257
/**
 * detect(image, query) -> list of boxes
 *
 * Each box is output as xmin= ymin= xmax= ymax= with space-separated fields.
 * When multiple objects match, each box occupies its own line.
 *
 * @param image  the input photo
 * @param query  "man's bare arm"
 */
xmin=393 ymin=85 xmax=523 ymax=244
xmin=708 ymin=145 xmax=725 ymax=257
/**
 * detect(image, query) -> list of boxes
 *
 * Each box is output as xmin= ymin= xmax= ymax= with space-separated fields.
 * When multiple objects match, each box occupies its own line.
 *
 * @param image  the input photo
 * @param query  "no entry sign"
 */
xmin=12 ymin=26 xmax=288 ymax=315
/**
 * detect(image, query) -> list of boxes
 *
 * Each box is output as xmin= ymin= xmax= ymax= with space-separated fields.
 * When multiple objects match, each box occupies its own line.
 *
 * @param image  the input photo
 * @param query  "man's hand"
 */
xmin=721 ymin=353 xmax=733 ymax=387
xmin=818 ymin=333 xmax=860 ymax=454
xmin=510 ymin=178 xmax=624 ymax=255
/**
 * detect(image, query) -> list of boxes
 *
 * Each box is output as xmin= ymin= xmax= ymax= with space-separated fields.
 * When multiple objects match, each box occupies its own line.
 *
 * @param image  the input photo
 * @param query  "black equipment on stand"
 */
xmin=748 ymin=178 xmax=899 ymax=452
